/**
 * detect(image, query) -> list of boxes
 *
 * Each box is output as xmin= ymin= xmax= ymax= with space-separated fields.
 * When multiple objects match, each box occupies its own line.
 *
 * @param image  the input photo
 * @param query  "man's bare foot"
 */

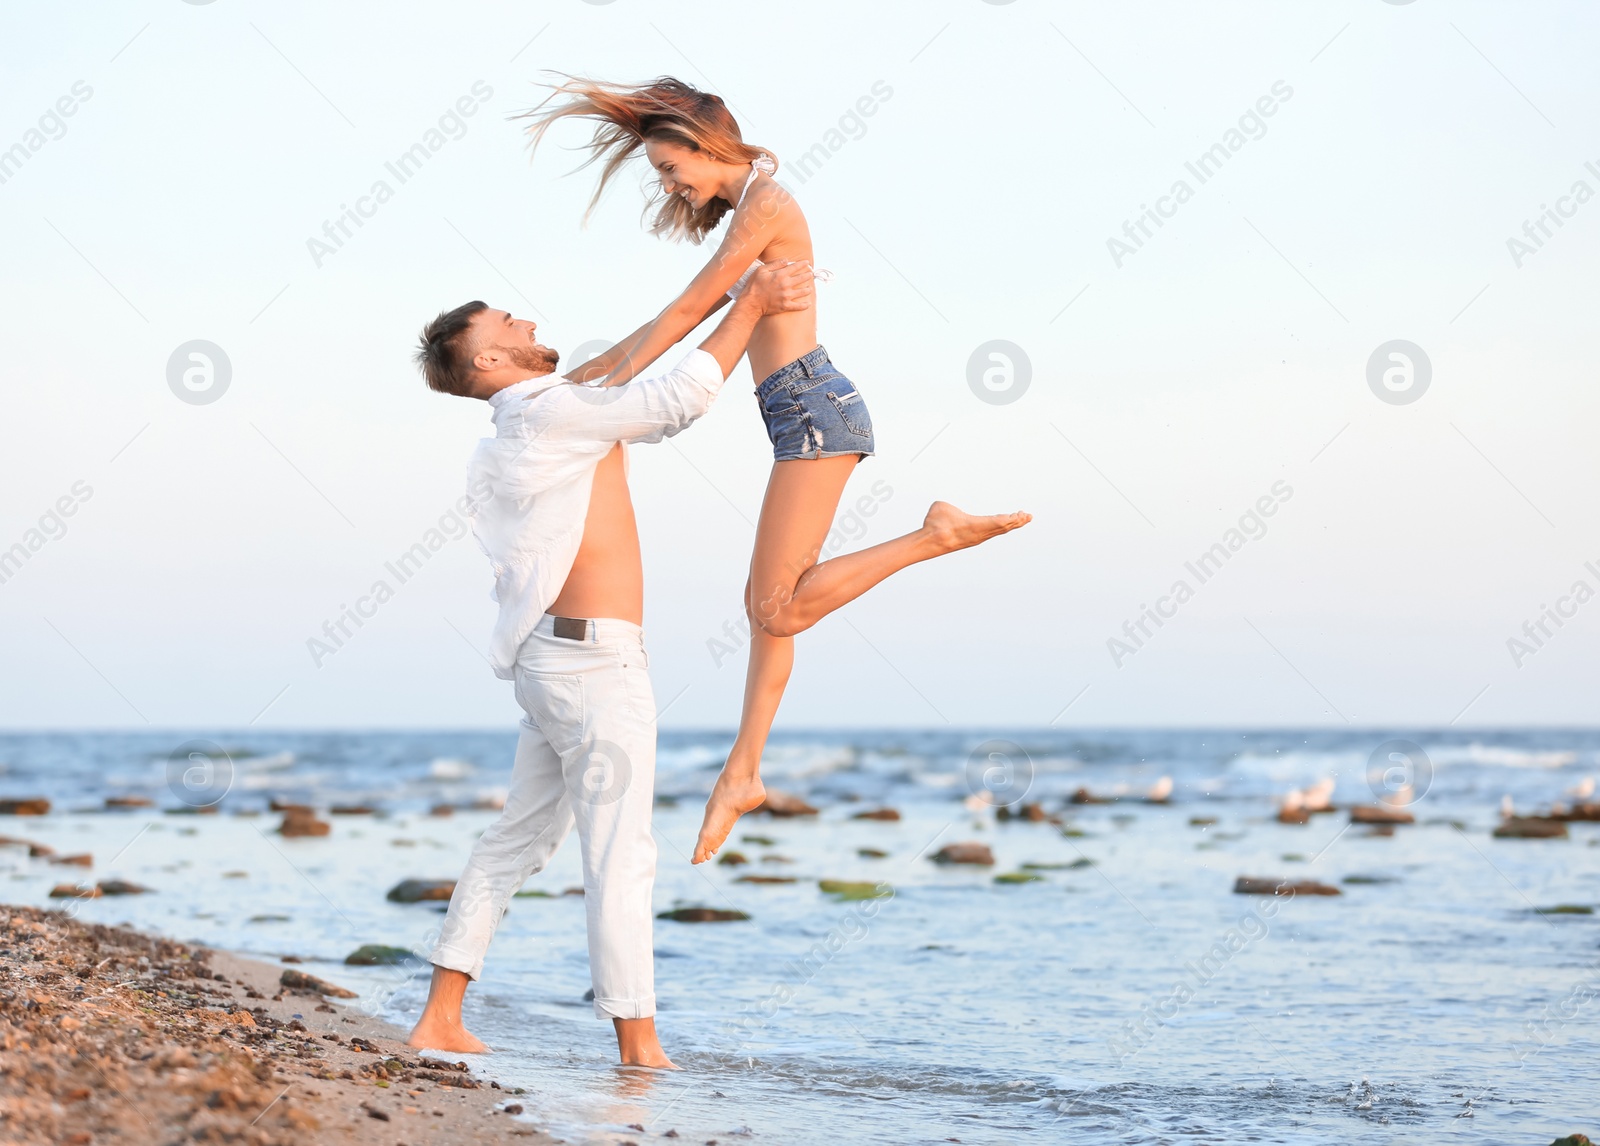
xmin=691 ymin=769 xmax=766 ymax=864
xmin=614 ymin=1017 xmax=679 ymax=1068
xmin=924 ymin=501 xmax=1031 ymax=553
xmin=407 ymin=1013 xmax=488 ymax=1054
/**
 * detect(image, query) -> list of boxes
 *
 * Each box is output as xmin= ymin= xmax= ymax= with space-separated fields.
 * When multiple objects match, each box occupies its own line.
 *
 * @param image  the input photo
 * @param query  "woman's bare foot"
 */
xmin=406 ymin=1013 xmax=488 ymax=1054
xmin=923 ymin=501 xmax=1032 ymax=552
xmin=691 ymin=768 xmax=766 ymax=864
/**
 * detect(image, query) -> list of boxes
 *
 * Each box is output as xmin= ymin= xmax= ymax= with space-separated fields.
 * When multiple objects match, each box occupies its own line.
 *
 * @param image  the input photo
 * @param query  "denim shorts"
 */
xmin=754 ymin=346 xmax=875 ymax=462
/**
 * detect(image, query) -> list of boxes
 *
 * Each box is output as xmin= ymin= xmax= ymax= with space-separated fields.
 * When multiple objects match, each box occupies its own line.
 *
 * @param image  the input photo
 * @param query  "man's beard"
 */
xmin=501 ymin=343 xmax=560 ymax=375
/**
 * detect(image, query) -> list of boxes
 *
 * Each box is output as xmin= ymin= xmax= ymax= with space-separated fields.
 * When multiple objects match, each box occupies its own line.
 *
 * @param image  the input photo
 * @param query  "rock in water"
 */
xmin=756 ymin=790 xmax=819 ymax=817
xmin=105 ymin=795 xmax=154 ymax=809
xmin=48 ymin=883 xmax=101 ymax=899
xmin=1233 ymin=876 xmax=1342 ymax=896
xmin=97 ymin=879 xmax=151 ymax=896
xmin=735 ymin=875 xmax=797 ymax=884
xmin=1277 ymin=806 xmax=1311 ymax=825
xmin=851 ymin=808 xmax=901 ymax=821
xmin=0 ymin=798 xmax=50 ymax=815
xmin=930 ymin=842 xmax=995 ymax=866
xmin=344 ymin=944 xmax=419 ymax=965
xmin=48 ymin=853 xmax=93 ymax=867
xmin=994 ymin=871 xmax=1044 ymax=885
xmin=656 ymin=907 xmax=750 ymax=923
xmin=280 ymin=969 xmax=358 ymax=998
xmin=716 ymin=851 xmax=749 ymax=866
xmin=1349 ymin=805 xmax=1415 ymax=825
xmin=386 ymin=879 xmax=457 ymax=903
xmin=818 ymin=880 xmax=892 ymax=900
xmin=278 ymin=807 xmax=331 ymax=837
xmin=1494 ymin=817 xmax=1568 ymax=839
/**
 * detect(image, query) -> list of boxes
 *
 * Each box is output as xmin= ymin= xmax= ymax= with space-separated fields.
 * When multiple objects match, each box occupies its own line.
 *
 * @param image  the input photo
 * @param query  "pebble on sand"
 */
xmin=0 ymin=798 xmax=50 ymax=815
xmin=1233 ymin=876 xmax=1341 ymax=896
xmin=279 ymin=968 xmax=358 ymax=998
xmin=851 ymin=808 xmax=901 ymax=821
xmin=385 ymin=879 xmax=456 ymax=903
xmin=1494 ymin=816 xmax=1569 ymax=839
xmin=755 ymin=790 xmax=819 ymax=817
xmin=656 ymin=907 xmax=750 ymax=923
xmin=930 ymin=842 xmax=995 ymax=866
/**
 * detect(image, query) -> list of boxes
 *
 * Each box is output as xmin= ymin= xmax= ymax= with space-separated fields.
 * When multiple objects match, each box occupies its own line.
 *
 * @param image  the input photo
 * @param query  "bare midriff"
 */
xmin=743 ymin=196 xmax=818 ymax=384
xmin=548 ymin=442 xmax=644 ymax=624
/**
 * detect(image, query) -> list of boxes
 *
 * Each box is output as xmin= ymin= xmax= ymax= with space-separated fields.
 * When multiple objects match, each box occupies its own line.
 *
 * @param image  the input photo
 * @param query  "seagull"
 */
xmin=1566 ymin=776 xmax=1595 ymax=800
xmin=1145 ymin=776 xmax=1173 ymax=803
xmin=1500 ymin=794 xmax=1515 ymax=819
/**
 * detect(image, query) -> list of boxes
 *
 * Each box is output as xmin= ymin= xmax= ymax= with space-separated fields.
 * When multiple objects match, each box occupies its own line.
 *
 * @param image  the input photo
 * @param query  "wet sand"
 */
xmin=0 ymin=903 xmax=556 ymax=1146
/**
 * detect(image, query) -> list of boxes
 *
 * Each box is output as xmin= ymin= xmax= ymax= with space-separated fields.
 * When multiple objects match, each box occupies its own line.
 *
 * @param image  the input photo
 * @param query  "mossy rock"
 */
xmin=344 ymin=944 xmax=417 ymax=966
xmin=818 ymin=880 xmax=892 ymax=900
xmin=994 ymin=871 xmax=1045 ymax=885
xmin=513 ymin=889 xmax=553 ymax=898
xmin=657 ymin=907 xmax=750 ymax=923
xmin=741 ymin=835 xmax=777 ymax=846
xmin=1536 ymin=904 xmax=1594 ymax=915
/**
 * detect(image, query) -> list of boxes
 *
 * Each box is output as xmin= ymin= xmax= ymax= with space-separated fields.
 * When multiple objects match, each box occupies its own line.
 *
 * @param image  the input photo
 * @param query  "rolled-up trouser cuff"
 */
xmin=429 ymin=946 xmax=485 ymax=982
xmin=593 ymin=994 xmax=656 ymax=1021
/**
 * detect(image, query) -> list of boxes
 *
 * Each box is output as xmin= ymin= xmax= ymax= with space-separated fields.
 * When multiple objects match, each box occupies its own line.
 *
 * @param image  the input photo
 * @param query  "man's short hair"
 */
xmin=415 ymin=301 xmax=488 ymax=396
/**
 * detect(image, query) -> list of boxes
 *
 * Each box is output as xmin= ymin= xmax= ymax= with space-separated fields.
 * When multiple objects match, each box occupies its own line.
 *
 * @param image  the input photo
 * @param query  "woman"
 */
xmin=524 ymin=77 xmax=1030 ymax=863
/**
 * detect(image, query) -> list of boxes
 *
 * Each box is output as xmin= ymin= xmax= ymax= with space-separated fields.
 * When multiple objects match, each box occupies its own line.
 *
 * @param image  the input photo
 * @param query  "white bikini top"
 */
xmin=725 ymin=154 xmax=830 ymax=300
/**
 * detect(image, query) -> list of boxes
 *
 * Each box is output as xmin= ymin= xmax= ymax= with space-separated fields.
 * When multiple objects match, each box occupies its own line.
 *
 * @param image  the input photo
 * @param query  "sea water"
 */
xmin=2 ymin=729 xmax=1597 ymax=1144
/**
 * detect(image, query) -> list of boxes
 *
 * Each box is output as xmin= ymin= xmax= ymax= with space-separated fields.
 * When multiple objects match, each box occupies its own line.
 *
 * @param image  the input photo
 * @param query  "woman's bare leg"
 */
xmin=691 ymin=458 xmax=1030 ymax=862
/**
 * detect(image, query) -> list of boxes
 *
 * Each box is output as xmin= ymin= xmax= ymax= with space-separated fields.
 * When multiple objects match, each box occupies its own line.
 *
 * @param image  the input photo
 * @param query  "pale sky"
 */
xmin=1 ymin=0 xmax=1596 ymax=730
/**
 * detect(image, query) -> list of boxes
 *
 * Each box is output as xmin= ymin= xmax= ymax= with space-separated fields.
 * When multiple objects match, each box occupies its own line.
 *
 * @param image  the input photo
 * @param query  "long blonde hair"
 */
xmin=521 ymin=75 xmax=776 ymax=244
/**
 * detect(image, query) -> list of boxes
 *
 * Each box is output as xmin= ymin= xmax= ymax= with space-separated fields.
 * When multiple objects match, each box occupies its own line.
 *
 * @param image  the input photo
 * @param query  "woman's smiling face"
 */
xmin=645 ymin=138 xmax=728 ymax=210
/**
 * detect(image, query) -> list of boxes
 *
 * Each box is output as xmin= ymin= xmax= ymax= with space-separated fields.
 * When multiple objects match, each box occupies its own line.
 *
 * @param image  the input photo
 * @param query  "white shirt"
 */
xmin=467 ymin=348 xmax=726 ymax=679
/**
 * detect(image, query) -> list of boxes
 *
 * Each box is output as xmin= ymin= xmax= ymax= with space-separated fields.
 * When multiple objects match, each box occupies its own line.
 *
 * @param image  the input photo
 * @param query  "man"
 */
xmin=405 ymin=261 xmax=814 ymax=1067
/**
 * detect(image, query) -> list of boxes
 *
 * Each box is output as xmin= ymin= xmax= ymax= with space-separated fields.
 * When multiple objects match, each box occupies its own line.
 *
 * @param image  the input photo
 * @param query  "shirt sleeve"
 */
xmin=540 ymin=349 xmax=728 ymax=446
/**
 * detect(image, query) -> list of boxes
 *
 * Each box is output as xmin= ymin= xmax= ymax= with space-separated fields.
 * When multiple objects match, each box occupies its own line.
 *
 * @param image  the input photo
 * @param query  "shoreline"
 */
xmin=0 ymin=903 xmax=556 ymax=1145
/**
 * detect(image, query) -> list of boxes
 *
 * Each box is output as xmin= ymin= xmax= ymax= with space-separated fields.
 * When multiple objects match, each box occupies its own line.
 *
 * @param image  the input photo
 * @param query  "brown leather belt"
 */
xmin=550 ymin=616 xmax=591 ymax=641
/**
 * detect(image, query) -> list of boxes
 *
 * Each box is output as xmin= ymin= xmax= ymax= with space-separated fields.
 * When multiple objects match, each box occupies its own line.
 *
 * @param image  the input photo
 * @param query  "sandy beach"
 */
xmin=0 ymin=903 xmax=557 ymax=1146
